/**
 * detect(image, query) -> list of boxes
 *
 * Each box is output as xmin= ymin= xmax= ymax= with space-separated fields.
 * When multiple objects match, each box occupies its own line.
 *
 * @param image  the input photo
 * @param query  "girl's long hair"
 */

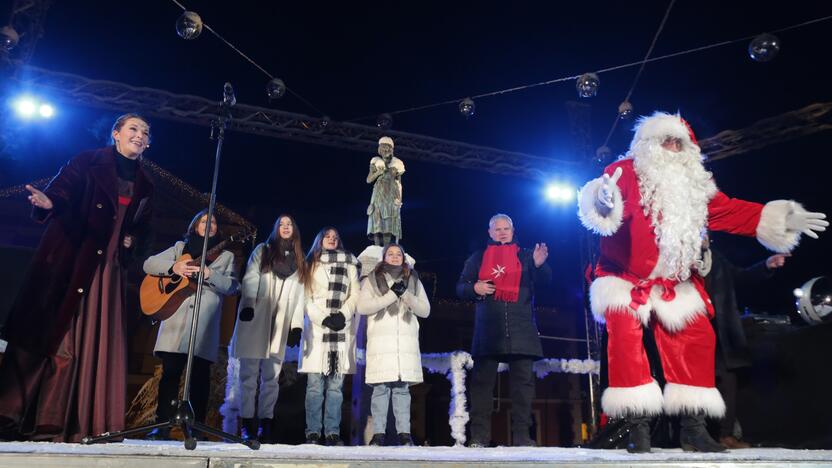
xmin=184 ymin=208 xmax=212 ymax=238
xmin=262 ymin=214 xmax=308 ymax=284
xmin=304 ymin=227 xmax=345 ymax=292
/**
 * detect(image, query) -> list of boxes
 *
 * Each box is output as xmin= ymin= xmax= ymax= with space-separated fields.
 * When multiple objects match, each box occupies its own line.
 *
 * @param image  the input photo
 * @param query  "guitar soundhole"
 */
xmin=164 ymin=276 xmax=181 ymax=294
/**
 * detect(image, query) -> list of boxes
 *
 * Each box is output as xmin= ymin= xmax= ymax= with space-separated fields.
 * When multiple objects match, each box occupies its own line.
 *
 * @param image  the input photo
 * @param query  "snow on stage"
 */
xmin=0 ymin=440 xmax=831 ymax=467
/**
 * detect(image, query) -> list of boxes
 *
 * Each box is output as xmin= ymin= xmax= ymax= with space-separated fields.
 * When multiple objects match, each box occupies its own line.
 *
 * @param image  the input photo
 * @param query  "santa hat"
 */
xmin=630 ymin=111 xmax=699 ymax=150
xmin=378 ymin=136 xmax=394 ymax=148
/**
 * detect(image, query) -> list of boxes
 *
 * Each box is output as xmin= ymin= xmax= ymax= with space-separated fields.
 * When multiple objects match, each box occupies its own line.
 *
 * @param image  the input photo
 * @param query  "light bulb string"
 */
xmin=344 ymin=13 xmax=832 ymax=123
xmin=171 ymin=0 xmax=327 ymax=117
xmin=602 ymin=0 xmax=676 ymax=148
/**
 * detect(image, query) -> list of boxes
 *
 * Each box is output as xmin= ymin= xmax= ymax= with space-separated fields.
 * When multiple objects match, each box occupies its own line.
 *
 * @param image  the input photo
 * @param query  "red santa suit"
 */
xmin=578 ymin=112 xmax=805 ymax=419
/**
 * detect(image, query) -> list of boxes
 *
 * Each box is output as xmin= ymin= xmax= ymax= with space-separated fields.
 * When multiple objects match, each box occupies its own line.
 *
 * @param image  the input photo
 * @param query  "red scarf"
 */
xmin=478 ymin=243 xmax=522 ymax=303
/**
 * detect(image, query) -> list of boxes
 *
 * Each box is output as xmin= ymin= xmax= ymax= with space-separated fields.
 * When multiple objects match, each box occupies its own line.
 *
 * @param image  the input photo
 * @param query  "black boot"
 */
xmin=258 ymin=418 xmax=273 ymax=444
xmin=626 ymin=416 xmax=652 ymax=453
xmin=240 ymin=418 xmax=258 ymax=442
xmin=680 ymin=414 xmax=727 ymax=452
xmin=369 ymin=433 xmax=385 ymax=446
xmin=325 ymin=433 xmax=344 ymax=446
xmin=397 ymin=433 xmax=414 ymax=446
xmin=512 ymin=432 xmax=536 ymax=447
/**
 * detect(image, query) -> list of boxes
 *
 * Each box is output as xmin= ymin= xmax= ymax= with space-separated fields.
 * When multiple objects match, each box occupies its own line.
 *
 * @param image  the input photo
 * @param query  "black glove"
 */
xmin=286 ymin=327 xmax=302 ymax=347
xmin=239 ymin=307 xmax=254 ymax=322
xmin=321 ymin=312 xmax=346 ymax=331
xmin=391 ymin=280 xmax=407 ymax=297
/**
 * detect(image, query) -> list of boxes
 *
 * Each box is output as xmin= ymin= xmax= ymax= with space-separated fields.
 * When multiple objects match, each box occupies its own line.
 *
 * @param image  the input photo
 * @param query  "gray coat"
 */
xmin=229 ymin=243 xmax=305 ymax=360
xmin=456 ymin=245 xmax=551 ymax=358
xmin=143 ymin=241 xmax=239 ymax=362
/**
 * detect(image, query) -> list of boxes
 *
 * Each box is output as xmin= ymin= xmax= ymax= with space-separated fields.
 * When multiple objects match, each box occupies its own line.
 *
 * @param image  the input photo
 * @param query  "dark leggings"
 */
xmin=155 ymin=351 xmax=211 ymax=423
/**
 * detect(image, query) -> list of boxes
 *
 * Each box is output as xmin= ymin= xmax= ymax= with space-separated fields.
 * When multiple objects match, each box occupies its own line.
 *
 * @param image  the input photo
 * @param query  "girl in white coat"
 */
xmin=143 ymin=210 xmax=240 ymax=440
xmin=229 ymin=215 xmax=308 ymax=442
xmin=299 ymin=227 xmax=360 ymax=446
xmin=356 ymin=244 xmax=430 ymax=446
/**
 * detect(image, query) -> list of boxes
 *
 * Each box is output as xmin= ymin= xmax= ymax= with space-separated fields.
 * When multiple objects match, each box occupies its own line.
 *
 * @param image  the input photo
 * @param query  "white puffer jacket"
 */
xmin=357 ymin=272 xmax=430 ymax=384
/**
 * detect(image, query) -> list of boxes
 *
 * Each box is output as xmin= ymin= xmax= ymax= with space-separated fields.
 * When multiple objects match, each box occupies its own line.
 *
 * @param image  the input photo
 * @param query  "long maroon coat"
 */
xmin=4 ymin=146 xmax=154 ymax=356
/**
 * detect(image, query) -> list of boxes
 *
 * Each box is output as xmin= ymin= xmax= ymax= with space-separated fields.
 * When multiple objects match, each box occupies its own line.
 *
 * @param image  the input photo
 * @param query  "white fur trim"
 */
xmin=601 ymin=380 xmax=663 ymax=418
xmin=578 ymin=177 xmax=624 ymax=236
xmin=663 ymin=383 xmax=726 ymax=418
xmin=632 ymin=111 xmax=695 ymax=148
xmin=651 ymin=280 xmax=708 ymax=332
xmin=589 ymin=276 xmax=650 ymax=325
xmin=589 ymin=276 xmax=706 ymax=331
xmin=756 ymin=200 xmax=801 ymax=253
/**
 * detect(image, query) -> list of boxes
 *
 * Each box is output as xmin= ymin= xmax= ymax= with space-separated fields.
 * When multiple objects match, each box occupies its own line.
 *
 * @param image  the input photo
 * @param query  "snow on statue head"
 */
xmin=627 ymin=112 xmax=717 ymax=281
xmin=378 ymin=136 xmax=394 ymax=159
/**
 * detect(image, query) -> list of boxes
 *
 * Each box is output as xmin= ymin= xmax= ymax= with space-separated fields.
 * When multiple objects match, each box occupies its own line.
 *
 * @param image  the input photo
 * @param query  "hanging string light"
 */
xmin=266 ymin=78 xmax=286 ymax=100
xmin=748 ymin=33 xmax=781 ymax=62
xmin=376 ymin=113 xmax=393 ymax=129
xmin=576 ymin=73 xmax=600 ymax=98
xmin=344 ymin=14 xmax=831 ymax=124
xmin=175 ymin=11 xmax=203 ymax=40
xmin=459 ymin=98 xmax=476 ymax=119
xmin=618 ymin=101 xmax=634 ymax=120
xmin=170 ymin=0 xmax=328 ymax=117
xmin=1 ymin=26 xmax=20 ymax=51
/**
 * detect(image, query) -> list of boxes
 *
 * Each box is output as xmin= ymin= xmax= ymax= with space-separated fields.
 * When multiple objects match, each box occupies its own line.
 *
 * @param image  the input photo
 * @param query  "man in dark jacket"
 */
xmin=701 ymin=235 xmax=786 ymax=449
xmin=457 ymin=213 xmax=551 ymax=447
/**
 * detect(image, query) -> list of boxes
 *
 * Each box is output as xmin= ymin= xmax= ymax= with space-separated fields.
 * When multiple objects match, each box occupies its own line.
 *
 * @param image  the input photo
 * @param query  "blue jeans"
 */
xmin=305 ymin=373 xmax=345 ymax=436
xmin=370 ymin=382 xmax=411 ymax=434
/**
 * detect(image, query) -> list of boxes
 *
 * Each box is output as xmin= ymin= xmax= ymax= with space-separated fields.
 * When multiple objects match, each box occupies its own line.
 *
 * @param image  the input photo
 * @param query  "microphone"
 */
xmin=222 ymin=82 xmax=236 ymax=107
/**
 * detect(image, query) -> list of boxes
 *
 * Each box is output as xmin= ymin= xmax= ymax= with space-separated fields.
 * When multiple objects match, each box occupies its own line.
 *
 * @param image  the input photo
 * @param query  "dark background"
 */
xmin=2 ymin=1 xmax=830 ymax=319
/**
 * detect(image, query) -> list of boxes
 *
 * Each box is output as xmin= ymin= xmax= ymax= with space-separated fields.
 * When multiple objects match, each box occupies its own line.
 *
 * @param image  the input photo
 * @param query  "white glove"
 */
xmin=596 ymin=167 xmax=623 ymax=210
xmin=785 ymin=202 xmax=828 ymax=239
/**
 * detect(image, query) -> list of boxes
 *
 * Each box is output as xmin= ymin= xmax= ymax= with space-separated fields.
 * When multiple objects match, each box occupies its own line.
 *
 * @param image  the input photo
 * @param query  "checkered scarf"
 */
xmin=319 ymin=249 xmax=358 ymax=375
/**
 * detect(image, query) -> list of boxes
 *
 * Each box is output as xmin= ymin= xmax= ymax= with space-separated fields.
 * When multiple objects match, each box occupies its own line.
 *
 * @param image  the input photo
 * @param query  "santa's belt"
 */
xmin=620 ymin=273 xmax=678 ymax=311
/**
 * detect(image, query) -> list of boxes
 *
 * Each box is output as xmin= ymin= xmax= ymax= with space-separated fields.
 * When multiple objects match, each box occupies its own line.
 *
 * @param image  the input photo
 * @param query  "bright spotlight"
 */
xmin=13 ymin=97 xmax=37 ymax=118
xmin=38 ymin=103 xmax=55 ymax=118
xmin=545 ymin=183 xmax=576 ymax=203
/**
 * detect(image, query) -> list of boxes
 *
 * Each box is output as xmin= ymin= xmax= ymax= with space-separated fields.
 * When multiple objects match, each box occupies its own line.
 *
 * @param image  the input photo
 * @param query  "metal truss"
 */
xmin=700 ymin=101 xmax=832 ymax=162
xmin=13 ymin=67 xmax=832 ymax=177
xmin=17 ymin=66 xmax=579 ymax=180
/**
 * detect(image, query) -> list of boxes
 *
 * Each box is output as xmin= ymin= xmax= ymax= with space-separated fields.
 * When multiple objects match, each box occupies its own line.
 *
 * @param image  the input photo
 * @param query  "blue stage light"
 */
xmin=13 ymin=97 xmax=37 ymax=118
xmin=38 ymin=103 xmax=55 ymax=118
xmin=11 ymin=96 xmax=56 ymax=120
xmin=545 ymin=183 xmax=576 ymax=203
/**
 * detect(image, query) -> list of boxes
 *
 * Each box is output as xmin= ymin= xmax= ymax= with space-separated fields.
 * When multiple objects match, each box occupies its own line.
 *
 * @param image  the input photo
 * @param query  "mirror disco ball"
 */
xmin=795 ymin=276 xmax=832 ymax=325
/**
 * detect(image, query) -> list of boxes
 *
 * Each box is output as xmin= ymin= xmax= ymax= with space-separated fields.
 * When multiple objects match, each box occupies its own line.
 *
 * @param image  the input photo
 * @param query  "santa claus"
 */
xmin=578 ymin=111 xmax=827 ymax=452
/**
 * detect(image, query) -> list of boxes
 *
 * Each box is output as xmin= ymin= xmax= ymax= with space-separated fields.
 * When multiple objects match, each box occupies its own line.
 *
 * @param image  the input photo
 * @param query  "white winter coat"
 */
xmin=357 ymin=272 xmax=430 ymax=384
xmin=298 ymin=261 xmax=360 ymax=375
xmin=143 ymin=241 xmax=239 ymax=363
xmin=229 ymin=243 xmax=305 ymax=360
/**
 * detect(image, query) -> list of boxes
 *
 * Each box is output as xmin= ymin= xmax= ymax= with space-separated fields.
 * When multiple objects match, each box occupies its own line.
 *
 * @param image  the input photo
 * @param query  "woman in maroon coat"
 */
xmin=0 ymin=114 xmax=154 ymax=442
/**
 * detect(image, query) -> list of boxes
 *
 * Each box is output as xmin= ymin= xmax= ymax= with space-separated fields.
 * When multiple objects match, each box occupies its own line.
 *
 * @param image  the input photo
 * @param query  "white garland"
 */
xmin=219 ymin=352 xmax=240 ymax=434
xmin=533 ymin=358 xmax=601 ymax=378
xmin=221 ymin=346 xmax=598 ymax=446
xmin=423 ymin=351 xmax=474 ymax=446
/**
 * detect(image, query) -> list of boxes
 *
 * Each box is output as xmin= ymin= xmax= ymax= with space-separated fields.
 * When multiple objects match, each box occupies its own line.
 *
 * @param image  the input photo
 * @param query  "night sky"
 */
xmin=2 ymin=1 xmax=831 ymax=330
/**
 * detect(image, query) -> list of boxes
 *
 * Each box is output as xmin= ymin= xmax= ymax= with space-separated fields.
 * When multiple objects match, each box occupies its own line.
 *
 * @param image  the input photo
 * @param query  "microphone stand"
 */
xmin=82 ymin=84 xmax=259 ymax=450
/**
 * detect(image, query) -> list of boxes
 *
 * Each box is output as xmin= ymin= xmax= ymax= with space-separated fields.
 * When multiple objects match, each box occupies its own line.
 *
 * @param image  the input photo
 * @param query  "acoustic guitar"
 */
xmin=140 ymin=231 xmax=252 ymax=321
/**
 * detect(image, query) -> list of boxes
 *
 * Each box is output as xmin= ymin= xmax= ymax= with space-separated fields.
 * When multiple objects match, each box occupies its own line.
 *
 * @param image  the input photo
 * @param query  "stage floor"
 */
xmin=0 ymin=440 xmax=831 ymax=467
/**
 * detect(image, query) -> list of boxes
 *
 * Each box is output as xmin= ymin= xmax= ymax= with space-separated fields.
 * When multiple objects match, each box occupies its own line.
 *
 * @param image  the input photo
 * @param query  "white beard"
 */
xmin=630 ymin=141 xmax=717 ymax=281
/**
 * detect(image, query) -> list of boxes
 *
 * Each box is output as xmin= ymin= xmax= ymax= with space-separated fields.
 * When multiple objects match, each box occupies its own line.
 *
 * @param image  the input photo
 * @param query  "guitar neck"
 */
xmin=191 ymin=230 xmax=250 ymax=262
